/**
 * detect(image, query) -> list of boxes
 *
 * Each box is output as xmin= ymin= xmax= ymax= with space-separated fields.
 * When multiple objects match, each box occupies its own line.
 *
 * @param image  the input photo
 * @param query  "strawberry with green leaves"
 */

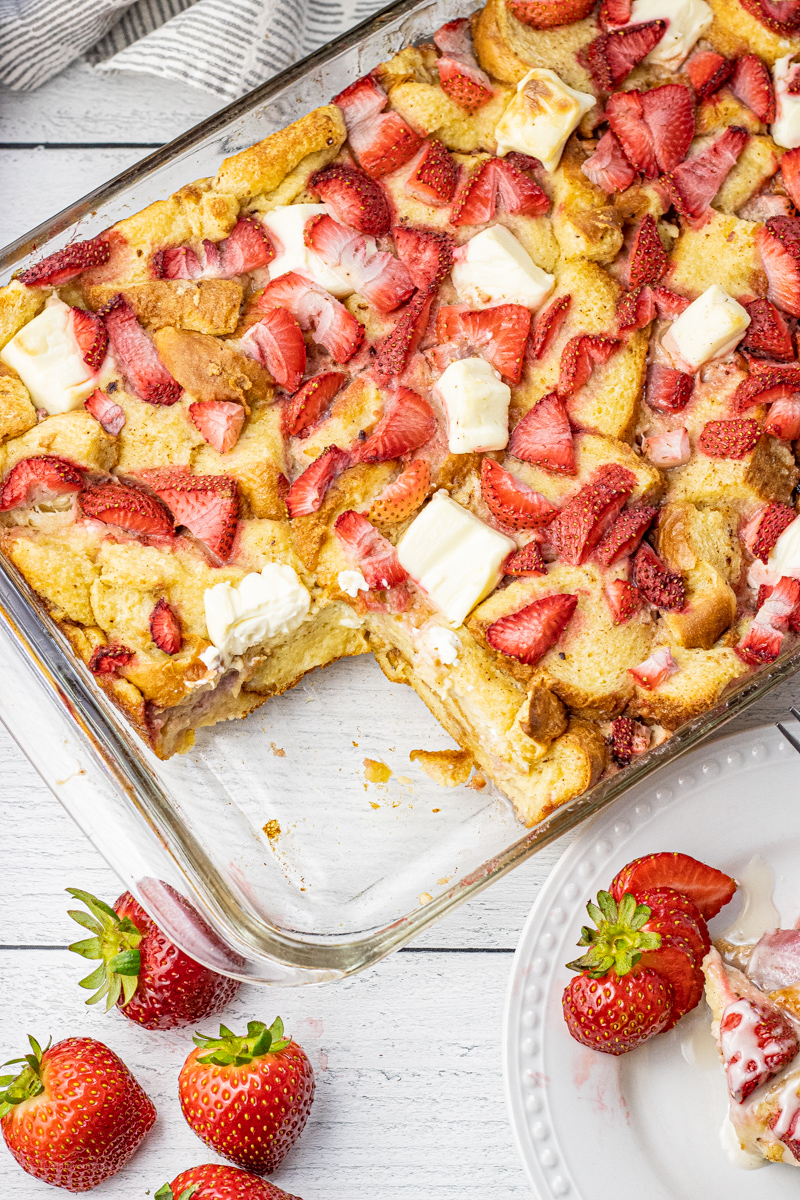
xmin=156 ymin=1163 xmax=302 ymax=1199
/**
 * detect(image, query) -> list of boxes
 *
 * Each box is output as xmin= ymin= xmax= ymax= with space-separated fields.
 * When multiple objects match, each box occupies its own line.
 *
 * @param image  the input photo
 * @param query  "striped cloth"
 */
xmin=0 ymin=0 xmax=388 ymax=97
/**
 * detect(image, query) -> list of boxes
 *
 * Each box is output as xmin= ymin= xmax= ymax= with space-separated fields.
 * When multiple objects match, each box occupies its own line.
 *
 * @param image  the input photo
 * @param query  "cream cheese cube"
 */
xmin=772 ymin=55 xmax=800 ymax=150
xmin=436 ymin=357 xmax=511 ymax=454
xmin=261 ymin=203 xmax=352 ymax=296
xmin=204 ymin=562 xmax=311 ymax=659
xmin=665 ymin=285 xmax=750 ymax=371
xmin=0 ymin=295 xmax=100 ymax=415
xmin=768 ymin=513 xmax=800 ymax=578
xmin=494 ymin=68 xmax=595 ymax=172
xmin=397 ymin=492 xmax=515 ymax=626
xmin=621 ymin=0 xmax=713 ymax=68
xmin=451 ymin=226 xmax=555 ymax=311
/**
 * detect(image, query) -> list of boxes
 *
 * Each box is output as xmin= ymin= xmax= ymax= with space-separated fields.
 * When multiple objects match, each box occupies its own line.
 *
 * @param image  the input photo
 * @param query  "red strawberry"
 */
xmin=71 ymin=307 xmax=108 ymax=372
xmin=781 ymin=146 xmax=800 ymax=210
xmin=651 ymin=286 xmax=690 ymax=319
xmin=179 ymin=1018 xmax=315 ymax=1174
xmin=766 ymin=393 xmax=800 ymax=438
xmin=730 ymin=53 xmax=776 ymax=122
xmin=739 ymin=0 xmax=800 ymax=34
xmin=549 ymin=465 xmax=635 ymax=565
xmin=503 ymin=540 xmax=547 ymax=575
xmin=720 ymin=997 xmax=800 ymax=1101
xmin=436 ymin=303 xmax=531 ymax=383
xmin=558 ymin=334 xmax=619 ymax=396
xmin=563 ymin=967 xmax=672 ymax=1054
xmin=333 ymin=74 xmax=423 ymax=178
xmin=584 ymin=21 xmax=666 ymax=91
xmin=595 ymin=505 xmax=657 ymax=565
xmin=637 ymin=936 xmax=703 ymax=1028
xmin=372 ymin=289 xmax=433 ymax=385
xmin=608 ymin=714 xmax=649 ymax=762
xmin=731 ymin=367 xmax=800 ymax=411
xmin=286 ymin=446 xmax=351 ymax=517
xmin=155 ymin=246 xmax=202 ymax=280
xmin=284 ymin=371 xmax=347 ymax=438
xmin=101 ymin=295 xmax=182 ymax=405
xmin=481 ymin=458 xmax=558 ymax=530
xmin=85 ymin=388 xmax=125 ymax=435
xmin=80 ymin=482 xmax=175 ymax=538
xmin=529 ymin=294 xmax=571 ymax=359
xmin=606 ymin=578 xmax=644 ymax=623
xmin=434 ymin=18 xmax=494 ymax=112
xmin=450 ymin=158 xmax=549 ymax=226
xmin=741 ymin=298 xmax=794 ymax=360
xmin=508 ymin=391 xmax=575 ymax=474
xmin=599 ymin=0 xmax=632 ymax=23
xmin=0 ymin=454 xmax=84 ymax=511
xmin=189 ymin=401 xmax=245 ymax=454
xmin=742 ymin=501 xmax=797 ymax=560
xmin=357 ymin=386 xmax=436 ymax=462
xmin=257 ymin=271 xmax=364 ymax=363
xmin=663 ymin=126 xmax=749 ymax=222
xmin=629 ymin=646 xmax=678 ymax=688
xmin=369 ymin=459 xmax=430 ymax=524
xmin=635 ymin=887 xmax=711 ymax=961
xmin=157 ymin=1164 xmax=301 ymax=1200
xmin=310 ymin=163 xmax=391 ymax=235
xmin=218 ymin=218 xmax=274 ymax=276
xmin=335 ymin=509 xmax=408 ymax=588
xmin=393 ymin=226 xmax=455 ymax=291
xmin=506 ymin=0 xmax=596 ymax=28
xmin=304 ymin=214 xmax=413 ymax=312
xmin=644 ymin=363 xmax=694 ymax=413
xmin=405 ymin=139 xmax=459 ymax=206
xmin=606 ymin=91 xmax=658 ymax=177
xmin=644 ymin=427 xmax=691 ymax=467
xmin=150 ymin=598 xmax=182 ymax=654
xmin=628 ymin=214 xmax=667 ymax=289
xmin=146 ymin=471 xmax=239 ymax=560
xmin=632 ymin=542 xmax=686 ymax=609
xmin=0 ymin=1035 xmax=155 ymax=1190
xmin=757 ymin=217 xmax=800 ymax=317
xmin=88 ymin=645 xmax=135 ymax=677
xmin=638 ymin=84 xmax=696 ymax=175
xmin=610 ymin=851 xmax=737 ymax=917
xmin=698 ymin=417 xmax=761 ymax=458
xmin=687 ymin=50 xmax=734 ymax=100
xmin=486 ymin=592 xmax=578 ymax=664
xmin=617 ymin=285 xmax=657 ymax=332
xmin=582 ymin=130 xmax=636 ymax=193
xmin=241 ymin=308 xmax=306 ymax=392
xmin=18 ymin=236 xmax=111 ymax=287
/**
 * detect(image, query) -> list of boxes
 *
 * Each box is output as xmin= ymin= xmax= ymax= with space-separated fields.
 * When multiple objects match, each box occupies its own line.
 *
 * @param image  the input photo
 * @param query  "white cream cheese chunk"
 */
xmin=772 ymin=55 xmax=800 ymax=150
xmin=768 ymin=514 xmax=800 ymax=578
xmin=494 ymin=68 xmax=595 ymax=172
xmin=426 ymin=626 xmax=461 ymax=665
xmin=0 ymin=295 xmax=101 ymax=415
xmin=451 ymin=226 xmax=555 ymax=311
xmin=621 ymin=0 xmax=713 ymax=69
xmin=398 ymin=492 xmax=515 ymax=626
xmin=337 ymin=569 xmax=369 ymax=597
xmin=436 ymin=357 xmax=511 ymax=454
xmin=665 ymin=285 xmax=750 ymax=370
xmin=261 ymin=204 xmax=350 ymax=296
xmin=204 ymin=562 xmax=311 ymax=659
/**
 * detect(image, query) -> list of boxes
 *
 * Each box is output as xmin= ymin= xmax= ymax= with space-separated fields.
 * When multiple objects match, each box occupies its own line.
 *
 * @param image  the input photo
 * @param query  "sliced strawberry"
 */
xmin=148 ymin=472 xmax=238 ymax=560
xmin=486 ymin=592 xmax=578 ymax=664
xmin=599 ymin=0 xmax=631 ymax=23
xmin=644 ymin=427 xmax=691 ymax=467
xmin=731 ymin=366 xmax=800 ymax=411
xmin=503 ymin=541 xmax=547 ymax=575
xmin=607 ymin=90 xmax=658 ymax=178
xmin=582 ymin=131 xmax=636 ymax=193
xmin=0 ymin=455 xmax=83 ymax=511
xmin=506 ymin=0 xmax=596 ymax=28
xmin=100 ymin=295 xmax=181 ymax=406
xmin=79 ymin=482 xmax=175 ymax=538
xmin=739 ymin=192 xmax=794 ymax=222
xmin=436 ymin=303 xmax=531 ymax=384
xmin=393 ymin=226 xmax=455 ymax=292
xmin=240 ymin=307 xmax=306 ymax=392
xmin=189 ymin=401 xmax=245 ymax=454
xmin=757 ymin=217 xmax=800 ymax=317
xmin=720 ymin=997 xmax=800 ymax=1101
xmin=645 ymin=363 xmax=694 ymax=412
xmin=334 ymin=509 xmax=408 ymax=589
xmin=310 ymin=164 xmax=391 ymax=236
xmin=357 ymin=386 xmax=436 ymax=463
xmin=730 ymin=54 xmax=776 ymax=123
xmin=663 ymin=126 xmax=749 ymax=222
xmin=304 ymin=214 xmax=414 ymax=312
xmin=558 ymin=334 xmax=619 ymax=397
xmin=742 ymin=502 xmax=797 ymax=561
xmin=481 ymin=458 xmax=558 ymax=530
xmin=628 ymin=645 xmax=679 ymax=688
xmin=70 ymin=308 xmax=108 ymax=372
xmin=84 ymin=388 xmax=125 ymax=436
xmin=687 ymin=50 xmax=734 ymax=101
xmin=595 ymin=505 xmax=657 ymax=566
xmin=405 ymin=139 xmax=459 ymax=206
xmin=217 ymin=217 xmax=274 ymax=275
xmin=150 ymin=598 xmax=181 ymax=655
xmin=617 ymin=286 xmax=657 ymax=332
xmin=333 ymin=74 xmax=423 ymax=179
xmin=608 ymin=714 xmax=649 ymax=763
xmin=434 ymin=18 xmax=494 ymax=112
xmin=628 ymin=214 xmax=667 ymax=289
xmin=638 ymin=936 xmax=703 ymax=1027
xmin=155 ymin=246 xmax=202 ymax=280
xmin=549 ymin=465 xmax=635 ymax=565
xmin=643 ymin=84 xmax=697 ymax=175
xmin=766 ymin=393 xmax=800 ymax=438
xmin=739 ymin=0 xmax=800 ymax=34
xmin=698 ymin=417 xmax=761 ymax=458
xmin=738 ymin=613 xmax=786 ymax=662
xmin=450 ymin=158 xmax=549 ymax=226
xmin=636 ymin=887 xmax=711 ymax=958
xmin=584 ymin=21 xmax=666 ymax=91
xmin=651 ymin=286 xmax=691 ymax=319
xmin=18 ymin=235 xmax=110 ymax=287
xmin=372 ymin=290 xmax=433 ymax=385
xmin=284 ymin=371 xmax=347 ymax=438
xmin=738 ymin=575 xmax=800 ymax=662
xmin=369 ymin=459 xmax=431 ymax=525
xmin=258 ymin=271 xmax=364 ymax=363
xmin=781 ymin=146 xmax=800 ymax=210
xmin=606 ymin=578 xmax=644 ymax=623
xmin=88 ymin=644 xmax=134 ymax=677
xmin=529 ymin=295 xmax=571 ymax=360
xmin=286 ymin=446 xmax=352 ymax=517
xmin=509 ymin=391 xmax=575 ymax=474
xmin=611 ymin=852 xmax=737 ymax=917
xmin=741 ymin=298 xmax=794 ymax=360
xmin=633 ymin=543 xmax=686 ymax=609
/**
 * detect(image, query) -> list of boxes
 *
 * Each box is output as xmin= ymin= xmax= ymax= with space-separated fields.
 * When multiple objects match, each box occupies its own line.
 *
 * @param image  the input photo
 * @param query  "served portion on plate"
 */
xmin=2 ymin=0 xmax=800 ymax=827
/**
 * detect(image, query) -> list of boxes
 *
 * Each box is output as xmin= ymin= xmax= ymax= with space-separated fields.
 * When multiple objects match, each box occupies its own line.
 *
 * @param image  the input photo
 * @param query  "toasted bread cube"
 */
xmin=0 ymin=374 xmax=37 ymax=441
xmin=6 ymin=536 xmax=97 ymax=624
xmin=115 ymin=394 xmax=205 ymax=471
xmin=668 ymin=210 xmax=765 ymax=298
xmin=385 ymin=80 xmax=511 ymax=153
xmin=509 ymin=431 xmax=664 ymax=505
xmin=409 ymin=747 xmax=474 ymax=786
xmin=154 ymin=328 xmax=273 ymax=405
xmin=0 ymin=282 xmax=48 ymax=351
xmin=550 ymin=141 xmax=623 ymax=265
xmin=2 ymin=410 xmax=117 ymax=474
xmin=83 ymin=280 xmax=242 ymax=337
xmin=112 ymin=183 xmax=240 ymax=260
xmin=192 ymin=403 xmax=289 ymax=521
xmin=666 ymin=434 xmax=798 ymax=505
xmin=214 ymin=106 xmax=347 ymax=200
xmin=705 ymin=0 xmax=800 ymax=64
xmin=474 ymin=0 xmax=597 ymax=93
xmin=629 ymin=644 xmax=748 ymax=727
xmin=714 ymin=135 xmax=781 ymax=215
xmin=508 ymin=717 xmax=607 ymax=826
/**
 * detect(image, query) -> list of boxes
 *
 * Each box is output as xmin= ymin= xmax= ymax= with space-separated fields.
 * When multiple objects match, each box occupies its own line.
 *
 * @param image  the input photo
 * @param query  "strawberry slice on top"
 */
xmin=85 ymin=388 xmax=126 ymax=436
xmin=71 ymin=308 xmax=109 ymax=372
xmin=79 ymin=482 xmax=175 ymax=539
xmin=142 ymin=470 xmax=239 ymax=560
xmin=582 ymin=131 xmax=636 ymax=194
xmin=189 ymin=401 xmax=246 ymax=454
xmin=558 ymin=334 xmax=619 ymax=397
xmin=548 ymin=464 xmax=635 ymax=565
xmin=628 ymin=214 xmax=667 ymax=289
xmin=662 ymin=125 xmax=749 ymax=223
xmin=356 ymin=386 xmax=436 ymax=463
xmin=632 ymin=542 xmax=686 ymax=610
xmin=607 ymin=85 xmax=694 ymax=179
xmin=18 ymin=235 xmax=111 ymax=287
xmin=486 ymin=592 xmax=578 ymax=664
xmin=741 ymin=298 xmax=794 ymax=360
xmin=405 ymin=139 xmax=460 ymax=207
xmin=433 ymin=18 xmax=494 ymax=111
xmin=333 ymin=74 xmax=423 ymax=179
xmin=372 ymin=290 xmax=434 ymax=386
xmin=284 ymin=371 xmax=347 ymax=438
xmin=529 ymin=294 xmax=571 ymax=360
xmin=509 ymin=391 xmax=575 ymax=475
xmin=480 ymin=458 xmax=558 ymax=530
xmin=756 ymin=217 xmax=800 ymax=318
xmin=335 ymin=509 xmax=408 ymax=589
xmin=436 ymin=303 xmax=532 ymax=384
xmin=506 ymin=0 xmax=596 ymax=28
xmin=742 ymin=502 xmax=797 ymax=561
xmin=503 ymin=540 xmax=547 ymax=576
xmin=0 ymin=455 xmax=84 ymax=511
xmin=739 ymin=0 xmax=800 ymax=34
xmin=595 ymin=505 xmax=657 ymax=566
xmin=606 ymin=578 xmax=644 ymax=623
xmin=697 ymin=417 xmax=761 ymax=459
xmin=257 ymin=271 xmax=364 ymax=364
xmin=286 ymin=445 xmax=352 ymax=518
xmin=393 ymin=226 xmax=455 ymax=291
xmin=150 ymin=598 xmax=182 ymax=655
xmin=310 ymin=163 xmax=392 ymax=236
xmin=240 ymin=307 xmax=306 ymax=392
xmin=584 ymin=21 xmax=666 ymax=92
xmin=304 ymin=214 xmax=414 ymax=312
xmin=645 ymin=363 xmax=694 ymax=412
xmin=629 ymin=645 xmax=679 ymax=688
xmin=730 ymin=53 xmax=776 ymax=123
xmin=450 ymin=158 xmax=550 ymax=226
xmin=686 ymin=50 xmax=734 ymax=101
xmin=369 ymin=459 xmax=431 ymax=526
xmin=100 ymin=295 xmax=182 ymax=406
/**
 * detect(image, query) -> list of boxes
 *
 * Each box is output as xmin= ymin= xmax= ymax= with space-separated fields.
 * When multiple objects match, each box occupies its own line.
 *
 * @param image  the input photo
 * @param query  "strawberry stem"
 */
xmin=66 ymin=887 xmax=142 ymax=1011
xmin=0 ymin=1035 xmax=50 ymax=1117
xmin=193 ymin=1017 xmax=290 ymax=1067
xmin=154 ymin=1187 xmax=198 ymax=1200
xmin=566 ymin=890 xmax=661 ymax=978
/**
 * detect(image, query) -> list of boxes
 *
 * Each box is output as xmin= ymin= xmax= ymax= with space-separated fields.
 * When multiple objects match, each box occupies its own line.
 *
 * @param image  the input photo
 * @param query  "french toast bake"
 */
xmin=3 ymin=0 xmax=800 ymax=825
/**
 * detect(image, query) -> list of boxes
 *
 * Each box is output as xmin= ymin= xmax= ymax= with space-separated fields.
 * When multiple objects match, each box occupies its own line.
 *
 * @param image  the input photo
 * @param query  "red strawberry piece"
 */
xmin=739 ymin=0 xmax=800 ymax=34
xmin=284 ymin=371 xmax=347 ymax=438
xmin=606 ymin=578 xmax=644 ymax=623
xmin=100 ymin=295 xmax=182 ymax=406
xmin=636 ymin=887 xmax=711 ymax=959
xmin=651 ymin=286 xmax=691 ymax=319
xmin=80 ymin=482 xmax=175 ymax=538
xmin=335 ymin=509 xmax=408 ymax=588
xmin=632 ymin=542 xmax=686 ymax=609
xmin=628 ymin=645 xmax=679 ymax=688
xmin=18 ymin=236 xmax=111 ymax=287
xmin=698 ymin=417 xmax=761 ymax=458
xmin=562 ymin=967 xmax=672 ymax=1055
xmin=405 ymin=139 xmax=459 ymax=206
xmin=310 ymin=163 xmax=391 ymax=235
xmin=558 ymin=334 xmax=619 ymax=396
xmin=357 ymin=386 xmax=436 ymax=462
xmin=607 ymin=90 xmax=658 ymax=178
xmin=595 ymin=505 xmax=657 ymax=565
xmin=582 ymin=130 xmax=636 ymax=193
xmin=286 ymin=446 xmax=351 ymax=517
xmin=147 ymin=472 xmax=238 ymax=560
xmin=257 ymin=271 xmax=363 ymax=363
xmin=599 ymin=0 xmax=632 ymax=23
xmin=640 ymin=83 xmax=696 ymax=174
xmin=608 ymin=714 xmax=649 ymax=763
xmin=687 ymin=50 xmax=734 ymax=101
xmin=781 ymin=146 xmax=800 ymax=210
xmin=372 ymin=289 xmax=433 ymax=385
xmin=85 ymin=388 xmax=126 ymax=435
xmin=70 ymin=307 xmax=108 ymax=372
xmin=766 ymin=393 xmax=800 ymax=438
xmin=240 ymin=307 xmax=306 ymax=392
xmin=304 ymin=214 xmax=414 ymax=312
xmin=549 ymin=465 xmax=635 ymax=565
xmin=217 ymin=217 xmax=274 ymax=276
xmin=178 ymin=1018 xmax=315 ymax=1175
xmin=481 ymin=458 xmax=558 ymax=530
xmin=155 ymin=246 xmax=202 ymax=280
xmin=663 ymin=125 xmax=749 ymax=222
xmin=730 ymin=53 xmax=777 ymax=122
xmin=503 ymin=540 xmax=547 ymax=575
xmin=433 ymin=18 xmax=494 ymax=112
xmin=741 ymin=298 xmax=794 ymax=360
xmin=436 ymin=303 xmax=532 ymax=383
xmin=508 ymin=391 xmax=575 ymax=474
xmin=189 ymin=401 xmax=245 ymax=454
xmin=450 ymin=158 xmax=550 ymax=226
xmin=0 ymin=455 xmax=84 ymax=511
xmin=369 ymin=458 xmax=431 ymax=525
xmin=610 ymin=851 xmax=737 ymax=917
xmin=638 ymin=935 xmax=703 ymax=1027
xmin=333 ymin=74 xmax=423 ymax=178
xmin=644 ymin=427 xmax=691 ymax=467
xmin=617 ymin=285 xmax=657 ymax=332
xmin=584 ymin=21 xmax=666 ymax=91
xmin=88 ymin=645 xmax=135 ymax=676
xmin=737 ymin=611 xmax=787 ymax=662
xmin=529 ymin=294 xmax=571 ymax=360
xmin=742 ymin=502 xmax=797 ymax=561
xmin=149 ymin=598 xmax=182 ymax=654
xmin=506 ymin=0 xmax=596 ymax=28
xmin=393 ymin=226 xmax=455 ymax=291
xmin=628 ymin=214 xmax=668 ymax=289
xmin=740 ymin=192 xmax=794 ymax=221
xmin=757 ymin=216 xmax=800 ymax=317
xmin=486 ymin=592 xmax=578 ymax=664
xmin=720 ymin=998 xmax=800 ymax=1101
xmin=160 ymin=1164 xmax=300 ymax=1199
xmin=731 ymin=366 xmax=800 ymax=411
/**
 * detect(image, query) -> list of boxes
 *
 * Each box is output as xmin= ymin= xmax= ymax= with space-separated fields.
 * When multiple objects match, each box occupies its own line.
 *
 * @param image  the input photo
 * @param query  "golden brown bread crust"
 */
xmin=628 ymin=646 xmax=748 ymax=728
xmin=0 ymin=375 xmax=37 ymax=442
xmin=409 ymin=748 xmax=474 ymax=786
xmin=153 ymin=328 xmax=274 ymax=405
xmin=213 ymin=105 xmax=347 ymax=200
xmin=83 ymin=280 xmax=243 ymax=336
xmin=473 ymin=0 xmax=596 ymax=91
xmin=0 ymin=282 xmax=48 ymax=351
xmin=705 ymin=0 xmax=800 ymax=63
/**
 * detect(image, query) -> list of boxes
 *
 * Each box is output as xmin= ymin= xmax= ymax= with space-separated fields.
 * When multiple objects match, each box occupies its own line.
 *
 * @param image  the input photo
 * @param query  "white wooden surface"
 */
xmin=2 ymin=56 xmax=800 ymax=1200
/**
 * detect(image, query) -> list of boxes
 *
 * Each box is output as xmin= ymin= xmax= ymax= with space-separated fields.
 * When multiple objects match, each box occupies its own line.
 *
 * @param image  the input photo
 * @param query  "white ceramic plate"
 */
xmin=503 ymin=723 xmax=800 ymax=1200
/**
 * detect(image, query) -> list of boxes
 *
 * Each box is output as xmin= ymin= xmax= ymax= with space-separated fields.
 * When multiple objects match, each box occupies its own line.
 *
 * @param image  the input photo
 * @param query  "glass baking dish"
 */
xmin=2 ymin=0 xmax=799 ymax=985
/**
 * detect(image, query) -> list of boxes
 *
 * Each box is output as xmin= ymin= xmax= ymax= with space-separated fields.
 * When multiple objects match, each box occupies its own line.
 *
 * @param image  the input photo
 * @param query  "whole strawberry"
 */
xmin=563 ymin=967 xmax=673 ymax=1054
xmin=156 ymin=1163 xmax=303 ymax=1198
xmin=67 ymin=887 xmax=240 ymax=1030
xmin=179 ymin=1018 xmax=315 ymax=1175
xmin=0 ymin=1034 xmax=155 ymax=1191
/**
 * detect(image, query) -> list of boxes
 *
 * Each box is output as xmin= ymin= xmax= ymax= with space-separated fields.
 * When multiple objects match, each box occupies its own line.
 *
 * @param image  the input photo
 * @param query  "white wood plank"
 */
xmin=0 ymin=947 xmax=528 ymax=1199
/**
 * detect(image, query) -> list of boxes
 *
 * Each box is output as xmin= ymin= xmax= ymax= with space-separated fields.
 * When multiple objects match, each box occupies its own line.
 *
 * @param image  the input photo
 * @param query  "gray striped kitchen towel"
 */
xmin=0 ymin=0 xmax=388 ymax=97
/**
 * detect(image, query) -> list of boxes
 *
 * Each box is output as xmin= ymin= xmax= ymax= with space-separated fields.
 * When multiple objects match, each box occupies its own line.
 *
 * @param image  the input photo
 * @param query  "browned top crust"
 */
xmin=153 ymin=328 xmax=274 ymax=405
xmin=83 ymin=280 xmax=243 ymax=336
xmin=213 ymin=105 xmax=347 ymax=200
